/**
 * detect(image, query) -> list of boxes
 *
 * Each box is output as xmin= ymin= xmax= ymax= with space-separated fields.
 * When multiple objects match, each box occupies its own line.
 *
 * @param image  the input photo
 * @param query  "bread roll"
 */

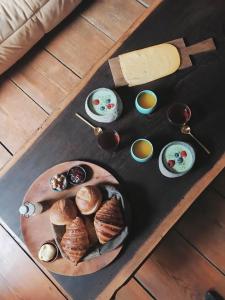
xmin=61 ymin=217 xmax=89 ymax=264
xmin=75 ymin=185 xmax=102 ymax=215
xmin=49 ymin=199 xmax=77 ymax=225
xmin=94 ymin=196 xmax=124 ymax=244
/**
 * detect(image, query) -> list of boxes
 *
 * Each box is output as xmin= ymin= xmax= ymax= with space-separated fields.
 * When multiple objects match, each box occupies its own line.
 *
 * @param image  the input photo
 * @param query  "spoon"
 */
xmin=75 ymin=113 xmax=103 ymax=136
xmin=181 ymin=125 xmax=210 ymax=155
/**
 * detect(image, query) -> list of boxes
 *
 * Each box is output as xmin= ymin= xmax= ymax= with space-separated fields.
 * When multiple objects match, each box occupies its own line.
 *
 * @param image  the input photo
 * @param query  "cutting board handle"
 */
xmin=186 ymin=38 xmax=216 ymax=55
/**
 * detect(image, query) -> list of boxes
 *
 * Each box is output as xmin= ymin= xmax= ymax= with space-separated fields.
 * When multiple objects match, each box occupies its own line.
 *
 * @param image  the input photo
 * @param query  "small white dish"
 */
xmin=159 ymin=141 xmax=195 ymax=178
xmin=85 ymin=88 xmax=123 ymax=123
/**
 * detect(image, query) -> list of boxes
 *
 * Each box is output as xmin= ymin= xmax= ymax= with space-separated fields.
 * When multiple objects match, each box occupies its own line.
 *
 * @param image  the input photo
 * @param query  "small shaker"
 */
xmin=19 ymin=202 xmax=43 ymax=217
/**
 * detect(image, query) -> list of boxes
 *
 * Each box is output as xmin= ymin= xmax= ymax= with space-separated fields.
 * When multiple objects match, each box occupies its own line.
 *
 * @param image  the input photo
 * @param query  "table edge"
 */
xmin=97 ymin=153 xmax=225 ymax=299
xmin=0 ymin=0 xmax=164 ymax=177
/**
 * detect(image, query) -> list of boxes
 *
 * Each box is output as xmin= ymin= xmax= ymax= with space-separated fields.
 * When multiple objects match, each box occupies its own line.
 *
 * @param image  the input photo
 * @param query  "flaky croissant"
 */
xmin=94 ymin=197 xmax=124 ymax=244
xmin=61 ymin=217 xmax=89 ymax=264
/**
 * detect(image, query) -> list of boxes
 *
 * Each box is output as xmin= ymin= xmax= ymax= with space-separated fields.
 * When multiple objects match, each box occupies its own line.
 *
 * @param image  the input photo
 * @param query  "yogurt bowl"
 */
xmin=85 ymin=88 xmax=123 ymax=123
xmin=159 ymin=141 xmax=195 ymax=178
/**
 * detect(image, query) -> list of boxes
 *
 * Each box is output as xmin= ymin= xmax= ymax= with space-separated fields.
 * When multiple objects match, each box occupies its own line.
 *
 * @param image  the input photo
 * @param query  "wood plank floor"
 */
xmin=0 ymin=0 xmax=152 ymax=171
xmin=116 ymin=169 xmax=225 ymax=300
xmin=0 ymin=223 xmax=69 ymax=300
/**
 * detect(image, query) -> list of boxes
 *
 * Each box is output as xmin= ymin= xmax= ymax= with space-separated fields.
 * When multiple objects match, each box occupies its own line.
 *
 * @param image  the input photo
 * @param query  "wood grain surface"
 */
xmin=0 ymin=145 xmax=11 ymax=170
xmin=0 ymin=80 xmax=47 ymax=154
xmin=212 ymin=169 xmax=225 ymax=198
xmin=0 ymin=224 xmax=67 ymax=300
xmin=135 ymin=230 xmax=225 ymax=300
xmin=115 ymin=278 xmax=154 ymax=300
xmin=21 ymin=161 xmax=122 ymax=276
xmin=46 ymin=16 xmax=114 ymax=78
xmin=81 ymin=0 xmax=145 ymax=41
xmin=176 ymin=188 xmax=225 ymax=274
xmin=11 ymin=50 xmax=80 ymax=114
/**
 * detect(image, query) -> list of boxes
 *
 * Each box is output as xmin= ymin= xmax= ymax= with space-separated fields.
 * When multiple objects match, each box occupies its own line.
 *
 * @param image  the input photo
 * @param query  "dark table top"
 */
xmin=1 ymin=0 xmax=225 ymax=299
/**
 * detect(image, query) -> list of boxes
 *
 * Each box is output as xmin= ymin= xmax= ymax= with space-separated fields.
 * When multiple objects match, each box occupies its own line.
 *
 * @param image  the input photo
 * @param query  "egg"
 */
xmin=38 ymin=243 xmax=57 ymax=262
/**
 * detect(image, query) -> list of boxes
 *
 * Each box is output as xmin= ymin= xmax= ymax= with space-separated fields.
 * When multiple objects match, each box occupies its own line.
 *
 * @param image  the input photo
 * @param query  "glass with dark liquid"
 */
xmin=167 ymin=103 xmax=191 ymax=126
xmin=97 ymin=129 xmax=120 ymax=152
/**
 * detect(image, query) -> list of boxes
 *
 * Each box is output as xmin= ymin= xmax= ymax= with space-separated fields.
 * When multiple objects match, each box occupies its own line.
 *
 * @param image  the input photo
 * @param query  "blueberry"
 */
xmin=177 ymin=157 xmax=183 ymax=164
xmin=100 ymin=106 xmax=105 ymax=111
xmin=175 ymin=153 xmax=179 ymax=158
xmin=106 ymin=99 xmax=111 ymax=103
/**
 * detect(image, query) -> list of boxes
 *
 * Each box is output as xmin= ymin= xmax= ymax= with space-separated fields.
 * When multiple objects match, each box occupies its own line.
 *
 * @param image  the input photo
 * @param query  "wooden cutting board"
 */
xmin=109 ymin=37 xmax=216 ymax=87
xmin=20 ymin=161 xmax=123 ymax=276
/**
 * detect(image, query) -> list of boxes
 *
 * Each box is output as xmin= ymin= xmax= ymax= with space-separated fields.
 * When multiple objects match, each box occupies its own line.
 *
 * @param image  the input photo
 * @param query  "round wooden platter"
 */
xmin=21 ymin=161 xmax=122 ymax=276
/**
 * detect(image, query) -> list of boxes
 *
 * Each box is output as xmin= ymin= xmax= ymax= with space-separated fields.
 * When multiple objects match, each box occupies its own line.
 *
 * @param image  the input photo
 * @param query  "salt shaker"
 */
xmin=19 ymin=202 xmax=43 ymax=217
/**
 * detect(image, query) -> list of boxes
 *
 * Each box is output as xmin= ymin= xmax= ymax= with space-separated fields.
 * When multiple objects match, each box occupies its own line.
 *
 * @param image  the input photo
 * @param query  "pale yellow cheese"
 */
xmin=119 ymin=43 xmax=180 ymax=87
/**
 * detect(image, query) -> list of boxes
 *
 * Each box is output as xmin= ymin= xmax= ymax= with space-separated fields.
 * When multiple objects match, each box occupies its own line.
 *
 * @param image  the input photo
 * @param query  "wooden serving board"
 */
xmin=109 ymin=37 xmax=216 ymax=87
xmin=20 ymin=161 xmax=122 ymax=276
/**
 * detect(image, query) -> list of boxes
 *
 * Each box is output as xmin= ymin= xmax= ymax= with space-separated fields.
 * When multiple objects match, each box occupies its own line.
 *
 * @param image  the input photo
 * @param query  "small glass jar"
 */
xmin=19 ymin=202 xmax=43 ymax=217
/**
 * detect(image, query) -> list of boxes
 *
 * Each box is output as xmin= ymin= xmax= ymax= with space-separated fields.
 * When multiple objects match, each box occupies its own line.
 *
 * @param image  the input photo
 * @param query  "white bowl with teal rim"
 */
xmin=130 ymin=138 xmax=154 ymax=163
xmin=85 ymin=88 xmax=123 ymax=123
xmin=159 ymin=141 xmax=195 ymax=178
xmin=135 ymin=90 xmax=157 ymax=115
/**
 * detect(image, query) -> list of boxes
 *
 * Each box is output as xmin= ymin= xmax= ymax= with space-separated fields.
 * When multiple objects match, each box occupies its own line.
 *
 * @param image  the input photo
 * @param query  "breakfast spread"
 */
xmin=20 ymin=36 xmax=213 ymax=275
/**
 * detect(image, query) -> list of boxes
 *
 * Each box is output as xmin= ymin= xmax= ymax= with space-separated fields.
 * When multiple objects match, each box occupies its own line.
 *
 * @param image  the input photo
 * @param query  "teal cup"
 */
xmin=135 ymin=90 xmax=157 ymax=115
xmin=130 ymin=138 xmax=154 ymax=163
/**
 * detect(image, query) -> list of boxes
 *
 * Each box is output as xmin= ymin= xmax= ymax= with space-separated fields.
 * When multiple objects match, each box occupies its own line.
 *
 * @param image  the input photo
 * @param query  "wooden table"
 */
xmin=1 ymin=0 xmax=225 ymax=299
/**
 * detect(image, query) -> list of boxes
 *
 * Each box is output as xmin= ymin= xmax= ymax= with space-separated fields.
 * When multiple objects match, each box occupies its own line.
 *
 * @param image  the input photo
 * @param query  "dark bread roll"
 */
xmin=94 ymin=196 xmax=124 ymax=244
xmin=49 ymin=199 xmax=77 ymax=225
xmin=61 ymin=217 xmax=89 ymax=264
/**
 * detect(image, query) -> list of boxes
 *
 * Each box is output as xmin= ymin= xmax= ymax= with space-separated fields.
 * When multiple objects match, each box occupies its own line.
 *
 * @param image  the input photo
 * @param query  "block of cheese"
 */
xmin=119 ymin=43 xmax=180 ymax=87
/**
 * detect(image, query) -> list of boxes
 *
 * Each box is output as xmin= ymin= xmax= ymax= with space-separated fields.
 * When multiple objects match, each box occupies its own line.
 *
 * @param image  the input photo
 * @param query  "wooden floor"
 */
xmin=0 ymin=0 xmax=152 ymax=171
xmin=116 ymin=169 xmax=225 ymax=300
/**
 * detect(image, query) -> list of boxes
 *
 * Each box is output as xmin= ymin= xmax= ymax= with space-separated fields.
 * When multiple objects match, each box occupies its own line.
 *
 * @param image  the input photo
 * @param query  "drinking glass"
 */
xmin=167 ymin=103 xmax=191 ymax=127
xmin=97 ymin=129 xmax=120 ymax=152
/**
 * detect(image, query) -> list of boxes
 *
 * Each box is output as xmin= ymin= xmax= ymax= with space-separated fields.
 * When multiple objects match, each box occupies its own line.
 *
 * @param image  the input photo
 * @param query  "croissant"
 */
xmin=61 ymin=217 xmax=89 ymax=264
xmin=94 ymin=197 xmax=124 ymax=244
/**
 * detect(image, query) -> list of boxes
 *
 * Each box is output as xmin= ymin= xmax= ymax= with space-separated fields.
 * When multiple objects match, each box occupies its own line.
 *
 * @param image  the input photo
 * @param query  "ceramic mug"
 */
xmin=130 ymin=138 xmax=153 ymax=163
xmin=135 ymin=90 xmax=157 ymax=115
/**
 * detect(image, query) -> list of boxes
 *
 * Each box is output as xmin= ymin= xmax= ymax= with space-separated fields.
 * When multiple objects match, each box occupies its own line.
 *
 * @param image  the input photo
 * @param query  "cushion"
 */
xmin=0 ymin=0 xmax=81 ymax=75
